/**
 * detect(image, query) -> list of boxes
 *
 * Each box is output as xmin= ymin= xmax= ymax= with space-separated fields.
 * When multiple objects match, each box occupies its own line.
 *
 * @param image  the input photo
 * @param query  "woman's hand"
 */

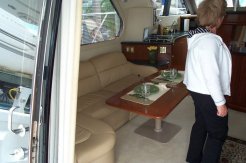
xmin=217 ymin=104 xmax=228 ymax=117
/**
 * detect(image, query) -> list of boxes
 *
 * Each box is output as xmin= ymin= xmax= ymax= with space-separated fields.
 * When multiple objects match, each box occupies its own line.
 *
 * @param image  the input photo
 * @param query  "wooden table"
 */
xmin=106 ymin=72 xmax=189 ymax=142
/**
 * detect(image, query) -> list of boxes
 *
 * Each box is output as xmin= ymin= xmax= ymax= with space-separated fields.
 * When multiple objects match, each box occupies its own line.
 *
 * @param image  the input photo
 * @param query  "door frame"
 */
xmin=47 ymin=0 xmax=82 ymax=163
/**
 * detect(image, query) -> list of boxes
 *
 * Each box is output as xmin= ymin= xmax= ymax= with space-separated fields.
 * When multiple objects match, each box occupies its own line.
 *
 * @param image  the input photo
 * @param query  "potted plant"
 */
xmin=147 ymin=46 xmax=158 ymax=66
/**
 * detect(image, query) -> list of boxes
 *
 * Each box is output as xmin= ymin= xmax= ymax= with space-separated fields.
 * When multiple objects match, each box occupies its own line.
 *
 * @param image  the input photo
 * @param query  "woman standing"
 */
xmin=183 ymin=0 xmax=231 ymax=162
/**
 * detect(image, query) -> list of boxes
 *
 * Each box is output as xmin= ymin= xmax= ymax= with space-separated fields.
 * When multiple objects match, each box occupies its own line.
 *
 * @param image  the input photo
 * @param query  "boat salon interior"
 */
xmin=0 ymin=0 xmax=246 ymax=163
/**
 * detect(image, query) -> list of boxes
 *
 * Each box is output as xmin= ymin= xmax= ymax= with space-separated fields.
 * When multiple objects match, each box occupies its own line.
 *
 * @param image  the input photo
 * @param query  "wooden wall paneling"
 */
xmin=121 ymin=42 xmax=172 ymax=69
xmin=157 ymin=44 xmax=172 ymax=67
xmin=227 ymin=54 xmax=246 ymax=112
xmin=218 ymin=12 xmax=246 ymax=112
xmin=171 ymin=37 xmax=187 ymax=70
xmin=223 ymin=13 xmax=246 ymax=25
xmin=217 ymin=25 xmax=234 ymax=46
xmin=234 ymin=55 xmax=246 ymax=108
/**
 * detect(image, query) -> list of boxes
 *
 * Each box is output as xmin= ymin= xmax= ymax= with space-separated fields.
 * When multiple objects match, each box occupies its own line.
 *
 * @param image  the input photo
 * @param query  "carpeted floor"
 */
xmin=115 ymin=96 xmax=246 ymax=163
xmin=220 ymin=136 xmax=246 ymax=163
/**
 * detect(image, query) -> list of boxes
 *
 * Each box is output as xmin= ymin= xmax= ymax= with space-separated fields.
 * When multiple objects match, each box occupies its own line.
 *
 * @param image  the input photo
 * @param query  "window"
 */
xmin=154 ymin=0 xmax=187 ymax=16
xmin=194 ymin=0 xmax=246 ymax=8
xmin=239 ymin=0 xmax=246 ymax=7
xmin=81 ymin=0 xmax=122 ymax=45
xmin=156 ymin=0 xmax=246 ymax=16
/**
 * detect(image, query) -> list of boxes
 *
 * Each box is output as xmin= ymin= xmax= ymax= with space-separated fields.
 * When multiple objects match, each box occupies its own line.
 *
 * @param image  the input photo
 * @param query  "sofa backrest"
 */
xmin=78 ymin=61 xmax=101 ymax=97
xmin=90 ymin=52 xmax=131 ymax=87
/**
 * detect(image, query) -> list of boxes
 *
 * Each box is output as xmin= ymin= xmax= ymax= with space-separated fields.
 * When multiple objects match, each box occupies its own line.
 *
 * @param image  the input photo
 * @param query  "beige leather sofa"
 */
xmin=75 ymin=52 xmax=157 ymax=163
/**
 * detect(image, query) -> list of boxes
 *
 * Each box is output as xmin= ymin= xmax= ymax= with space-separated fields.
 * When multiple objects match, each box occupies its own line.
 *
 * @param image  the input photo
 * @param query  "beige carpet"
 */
xmin=115 ymin=95 xmax=246 ymax=163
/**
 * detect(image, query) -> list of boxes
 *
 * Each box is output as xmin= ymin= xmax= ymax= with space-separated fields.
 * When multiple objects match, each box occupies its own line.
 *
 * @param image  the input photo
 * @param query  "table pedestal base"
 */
xmin=134 ymin=119 xmax=181 ymax=143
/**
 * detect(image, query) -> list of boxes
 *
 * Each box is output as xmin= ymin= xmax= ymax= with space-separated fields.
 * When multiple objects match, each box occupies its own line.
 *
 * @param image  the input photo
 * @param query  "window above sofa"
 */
xmin=81 ymin=0 xmax=122 ymax=45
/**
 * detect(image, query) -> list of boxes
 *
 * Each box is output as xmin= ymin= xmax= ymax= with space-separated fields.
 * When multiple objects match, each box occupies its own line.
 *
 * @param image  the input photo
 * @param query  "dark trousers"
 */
xmin=186 ymin=91 xmax=228 ymax=163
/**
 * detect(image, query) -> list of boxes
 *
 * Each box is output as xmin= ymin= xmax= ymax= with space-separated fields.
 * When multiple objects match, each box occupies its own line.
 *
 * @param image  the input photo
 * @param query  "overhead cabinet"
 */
xmin=121 ymin=42 xmax=172 ymax=69
xmin=121 ymin=36 xmax=187 ymax=70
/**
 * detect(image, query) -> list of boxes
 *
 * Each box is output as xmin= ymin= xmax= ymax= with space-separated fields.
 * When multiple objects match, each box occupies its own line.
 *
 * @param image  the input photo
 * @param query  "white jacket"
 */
xmin=183 ymin=33 xmax=232 ymax=106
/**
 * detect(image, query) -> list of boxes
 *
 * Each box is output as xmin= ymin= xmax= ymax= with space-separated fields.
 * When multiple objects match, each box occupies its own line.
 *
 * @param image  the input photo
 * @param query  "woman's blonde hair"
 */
xmin=197 ymin=0 xmax=227 ymax=27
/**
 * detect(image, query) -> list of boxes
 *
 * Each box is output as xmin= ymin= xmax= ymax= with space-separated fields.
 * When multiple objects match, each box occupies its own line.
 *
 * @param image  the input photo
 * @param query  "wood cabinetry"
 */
xmin=121 ymin=42 xmax=172 ymax=69
xmin=218 ymin=12 xmax=246 ymax=112
xmin=121 ymin=37 xmax=188 ymax=70
xmin=171 ymin=37 xmax=187 ymax=70
xmin=227 ymin=54 xmax=246 ymax=112
xmin=218 ymin=13 xmax=246 ymax=46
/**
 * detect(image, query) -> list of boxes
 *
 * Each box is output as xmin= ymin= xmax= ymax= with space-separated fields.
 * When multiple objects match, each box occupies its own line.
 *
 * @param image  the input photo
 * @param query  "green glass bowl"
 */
xmin=133 ymin=84 xmax=159 ymax=96
xmin=161 ymin=71 xmax=181 ymax=81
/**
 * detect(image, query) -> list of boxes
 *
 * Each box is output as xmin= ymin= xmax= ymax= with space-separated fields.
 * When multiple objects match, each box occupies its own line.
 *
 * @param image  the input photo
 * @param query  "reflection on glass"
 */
xmin=239 ymin=0 xmax=246 ymax=7
xmin=0 ymin=0 xmax=45 ymax=162
xmin=154 ymin=0 xmax=187 ymax=15
xmin=227 ymin=0 xmax=234 ymax=7
xmin=170 ymin=0 xmax=187 ymax=15
xmin=194 ymin=0 xmax=236 ymax=7
xmin=194 ymin=0 xmax=203 ymax=7
xmin=0 ymin=0 xmax=43 ymax=110
xmin=0 ymin=0 xmax=42 ymax=75
xmin=193 ymin=0 xmax=246 ymax=12
xmin=81 ymin=0 xmax=121 ymax=44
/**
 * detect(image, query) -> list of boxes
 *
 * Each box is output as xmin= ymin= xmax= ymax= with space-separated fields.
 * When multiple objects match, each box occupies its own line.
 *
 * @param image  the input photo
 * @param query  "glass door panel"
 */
xmin=0 ymin=0 xmax=44 ymax=162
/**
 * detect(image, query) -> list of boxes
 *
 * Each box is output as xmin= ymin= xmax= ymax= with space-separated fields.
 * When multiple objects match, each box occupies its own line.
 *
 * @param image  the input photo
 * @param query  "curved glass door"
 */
xmin=0 ymin=0 xmax=44 ymax=162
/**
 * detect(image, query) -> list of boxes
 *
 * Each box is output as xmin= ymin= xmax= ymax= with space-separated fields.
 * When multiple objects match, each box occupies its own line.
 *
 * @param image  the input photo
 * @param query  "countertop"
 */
xmin=122 ymin=32 xmax=188 ymax=44
xmin=231 ymin=47 xmax=246 ymax=55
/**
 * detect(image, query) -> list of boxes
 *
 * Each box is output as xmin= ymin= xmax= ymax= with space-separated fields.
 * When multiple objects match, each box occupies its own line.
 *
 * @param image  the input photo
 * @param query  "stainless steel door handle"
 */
xmin=8 ymin=106 xmax=29 ymax=136
xmin=9 ymin=147 xmax=28 ymax=160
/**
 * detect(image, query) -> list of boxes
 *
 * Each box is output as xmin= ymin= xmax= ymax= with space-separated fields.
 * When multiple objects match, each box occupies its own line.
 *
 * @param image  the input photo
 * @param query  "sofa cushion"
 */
xmin=77 ymin=90 xmax=130 ymax=129
xmin=77 ymin=52 xmax=158 ymax=131
xmin=76 ymin=113 xmax=114 ymax=137
xmin=79 ymin=98 xmax=116 ymax=119
xmin=75 ymin=114 xmax=115 ymax=163
xmin=90 ymin=52 xmax=132 ymax=87
xmin=78 ymin=61 xmax=101 ymax=97
xmin=77 ymin=87 xmax=131 ymax=129
xmin=128 ymin=62 xmax=158 ymax=77
xmin=103 ymin=74 xmax=140 ymax=92
xmin=77 ymin=90 xmax=114 ymax=113
xmin=75 ymin=126 xmax=91 ymax=144
xmin=102 ymin=109 xmax=129 ymax=130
